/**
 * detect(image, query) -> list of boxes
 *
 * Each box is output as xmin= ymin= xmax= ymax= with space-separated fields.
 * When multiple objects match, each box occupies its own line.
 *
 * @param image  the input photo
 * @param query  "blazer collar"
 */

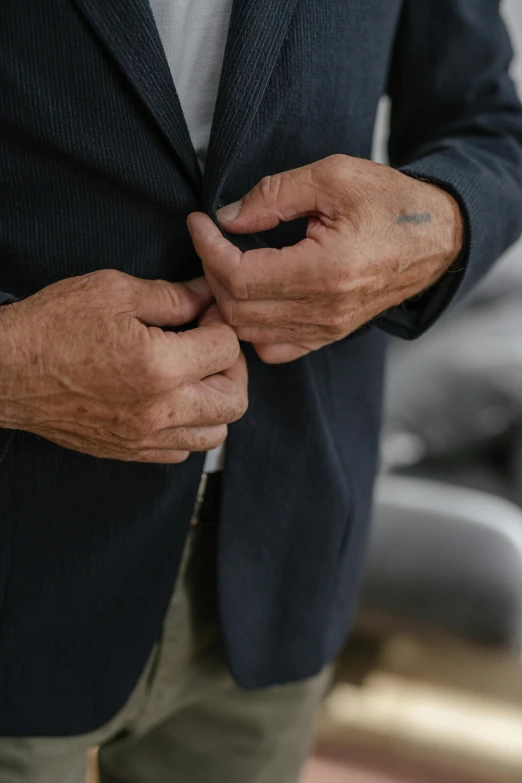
xmin=203 ymin=0 xmax=300 ymax=211
xmin=71 ymin=0 xmax=300 ymax=204
xmin=71 ymin=0 xmax=202 ymax=188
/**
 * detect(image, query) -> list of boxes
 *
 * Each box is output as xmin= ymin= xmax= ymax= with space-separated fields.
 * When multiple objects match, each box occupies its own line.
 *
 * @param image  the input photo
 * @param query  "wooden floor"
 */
xmin=86 ymin=630 xmax=522 ymax=783
xmin=302 ymin=756 xmax=450 ymax=783
xmin=88 ymin=752 xmax=433 ymax=783
xmin=303 ymin=757 xmax=405 ymax=782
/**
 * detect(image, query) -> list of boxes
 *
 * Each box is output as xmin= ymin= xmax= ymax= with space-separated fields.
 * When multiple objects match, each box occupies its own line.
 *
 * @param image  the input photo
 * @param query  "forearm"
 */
xmin=0 ymin=301 xmax=29 ymax=430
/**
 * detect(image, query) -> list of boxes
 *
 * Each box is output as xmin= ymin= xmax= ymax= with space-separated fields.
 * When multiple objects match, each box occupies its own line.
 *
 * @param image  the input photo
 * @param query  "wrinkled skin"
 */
xmin=0 ymin=271 xmax=248 ymax=462
xmin=188 ymin=154 xmax=464 ymax=364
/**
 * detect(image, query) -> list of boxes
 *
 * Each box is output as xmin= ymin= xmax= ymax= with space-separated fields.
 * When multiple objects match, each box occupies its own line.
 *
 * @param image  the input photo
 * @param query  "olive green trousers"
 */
xmin=0 ymin=517 xmax=331 ymax=783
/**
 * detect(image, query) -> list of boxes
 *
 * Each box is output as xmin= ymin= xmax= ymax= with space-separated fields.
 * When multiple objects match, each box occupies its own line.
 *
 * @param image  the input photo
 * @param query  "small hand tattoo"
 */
xmin=396 ymin=212 xmax=432 ymax=226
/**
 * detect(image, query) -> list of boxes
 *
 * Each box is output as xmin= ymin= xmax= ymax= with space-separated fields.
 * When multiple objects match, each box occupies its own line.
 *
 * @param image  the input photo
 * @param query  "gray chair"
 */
xmin=361 ymin=475 xmax=522 ymax=651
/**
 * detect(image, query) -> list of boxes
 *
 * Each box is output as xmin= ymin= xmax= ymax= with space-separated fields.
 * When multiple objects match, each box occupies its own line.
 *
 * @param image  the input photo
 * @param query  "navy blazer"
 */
xmin=1 ymin=0 xmax=522 ymax=735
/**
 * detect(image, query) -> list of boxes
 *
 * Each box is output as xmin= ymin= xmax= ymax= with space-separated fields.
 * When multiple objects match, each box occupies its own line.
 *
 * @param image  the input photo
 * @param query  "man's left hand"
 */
xmin=187 ymin=154 xmax=463 ymax=364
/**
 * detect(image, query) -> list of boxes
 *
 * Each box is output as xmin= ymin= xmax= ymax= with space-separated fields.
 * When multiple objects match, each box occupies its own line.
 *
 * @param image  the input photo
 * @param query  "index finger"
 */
xmin=188 ymin=212 xmax=328 ymax=300
xmin=237 ymin=241 xmax=329 ymax=299
xmin=158 ymin=321 xmax=241 ymax=386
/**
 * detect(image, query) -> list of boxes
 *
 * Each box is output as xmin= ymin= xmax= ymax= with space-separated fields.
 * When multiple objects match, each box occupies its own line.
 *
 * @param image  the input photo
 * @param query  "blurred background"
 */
xmin=301 ymin=2 xmax=522 ymax=782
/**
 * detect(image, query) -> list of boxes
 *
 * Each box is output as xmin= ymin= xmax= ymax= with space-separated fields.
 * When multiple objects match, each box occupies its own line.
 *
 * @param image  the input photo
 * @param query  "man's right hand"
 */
xmin=0 ymin=270 xmax=248 ymax=463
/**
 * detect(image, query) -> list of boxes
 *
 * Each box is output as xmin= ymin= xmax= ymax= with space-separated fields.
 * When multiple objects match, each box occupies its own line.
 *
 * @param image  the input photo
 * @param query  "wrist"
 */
xmin=430 ymin=182 xmax=465 ymax=266
xmin=0 ymin=301 xmax=33 ymax=429
xmin=402 ymin=179 xmax=466 ymax=293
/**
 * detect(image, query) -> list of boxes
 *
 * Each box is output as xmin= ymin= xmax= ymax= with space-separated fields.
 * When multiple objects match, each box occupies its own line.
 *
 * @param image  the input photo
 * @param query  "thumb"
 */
xmin=216 ymin=166 xmax=318 ymax=234
xmin=131 ymin=276 xmax=213 ymax=327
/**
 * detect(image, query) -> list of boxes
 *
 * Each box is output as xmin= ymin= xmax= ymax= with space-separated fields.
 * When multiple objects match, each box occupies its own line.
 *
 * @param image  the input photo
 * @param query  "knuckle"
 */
xmin=322 ymin=155 xmax=354 ymax=201
xmin=257 ymin=174 xmax=279 ymax=204
xmin=232 ymin=390 xmax=249 ymax=421
xmin=89 ymin=268 xmax=128 ymax=292
xmin=223 ymin=332 xmax=242 ymax=366
xmin=325 ymin=310 xmax=347 ymax=334
xmin=163 ymin=282 xmax=191 ymax=316
xmin=213 ymin=392 xmax=248 ymax=425
xmin=159 ymin=282 xmax=181 ymax=313
xmin=314 ymin=298 xmax=347 ymax=333
xmin=206 ymin=324 xmax=240 ymax=368
xmin=235 ymin=326 xmax=257 ymax=343
xmin=326 ymin=154 xmax=351 ymax=177
xmin=209 ymin=424 xmax=228 ymax=448
xmin=220 ymin=296 xmax=242 ymax=327
xmin=225 ymin=269 xmax=249 ymax=301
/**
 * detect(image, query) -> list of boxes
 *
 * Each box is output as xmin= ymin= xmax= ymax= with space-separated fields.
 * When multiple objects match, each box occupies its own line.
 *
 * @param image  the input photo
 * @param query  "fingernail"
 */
xmin=217 ymin=200 xmax=242 ymax=224
xmin=185 ymin=277 xmax=212 ymax=298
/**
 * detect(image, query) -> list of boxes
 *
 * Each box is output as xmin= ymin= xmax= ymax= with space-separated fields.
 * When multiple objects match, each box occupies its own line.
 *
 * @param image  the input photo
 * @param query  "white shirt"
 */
xmin=148 ymin=0 xmax=233 ymax=472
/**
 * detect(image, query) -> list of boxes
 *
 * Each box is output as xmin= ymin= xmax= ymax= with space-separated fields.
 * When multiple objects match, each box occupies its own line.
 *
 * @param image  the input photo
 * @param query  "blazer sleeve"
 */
xmin=380 ymin=0 xmax=522 ymax=340
xmin=0 ymin=293 xmax=18 ymax=306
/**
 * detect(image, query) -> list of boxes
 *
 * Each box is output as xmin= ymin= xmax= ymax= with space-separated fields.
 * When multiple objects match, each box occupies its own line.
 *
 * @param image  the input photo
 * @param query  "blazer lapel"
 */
xmin=71 ymin=0 xmax=202 ymax=189
xmin=203 ymin=0 xmax=300 ymax=211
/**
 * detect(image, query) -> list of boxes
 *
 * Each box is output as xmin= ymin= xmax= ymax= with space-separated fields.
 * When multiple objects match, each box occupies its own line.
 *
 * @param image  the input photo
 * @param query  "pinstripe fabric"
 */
xmin=72 ymin=0 xmax=202 ymax=186
xmin=203 ymin=0 xmax=300 ymax=209
xmin=1 ymin=0 xmax=522 ymax=735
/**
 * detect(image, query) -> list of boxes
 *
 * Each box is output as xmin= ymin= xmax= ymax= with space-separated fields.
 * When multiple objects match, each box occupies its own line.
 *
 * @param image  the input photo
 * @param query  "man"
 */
xmin=1 ymin=0 xmax=521 ymax=780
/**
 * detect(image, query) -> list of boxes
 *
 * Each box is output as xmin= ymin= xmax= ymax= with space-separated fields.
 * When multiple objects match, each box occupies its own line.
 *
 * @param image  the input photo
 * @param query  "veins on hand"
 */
xmin=395 ymin=212 xmax=432 ymax=226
